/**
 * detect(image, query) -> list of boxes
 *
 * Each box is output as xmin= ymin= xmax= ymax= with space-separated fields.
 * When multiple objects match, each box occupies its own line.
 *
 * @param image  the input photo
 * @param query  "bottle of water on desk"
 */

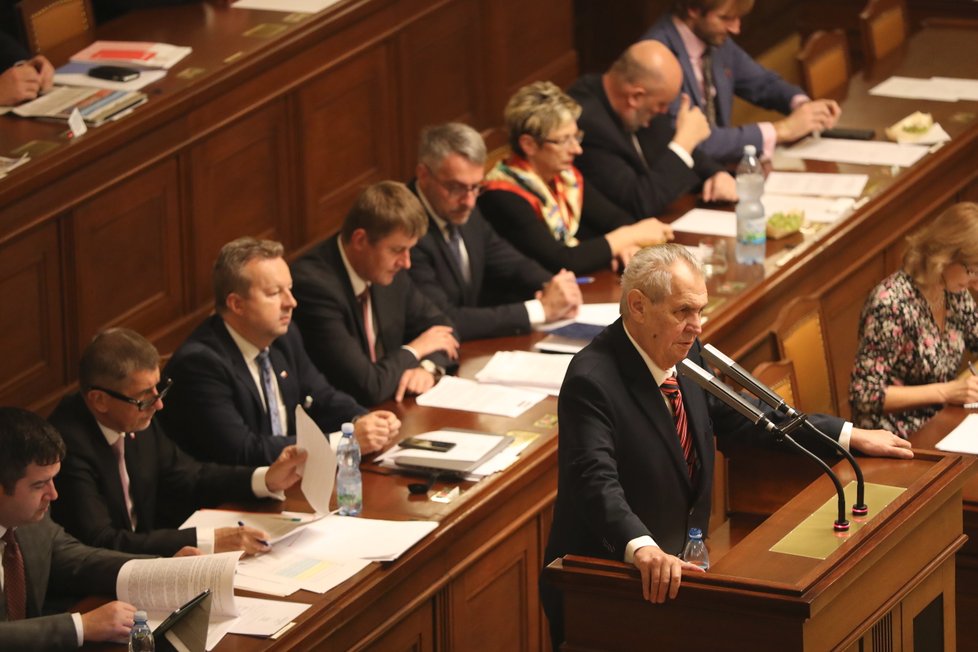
xmin=735 ymin=144 xmax=766 ymax=265
xmin=129 ymin=610 xmax=154 ymax=652
xmin=336 ymin=422 xmax=362 ymax=516
xmin=682 ymin=527 xmax=710 ymax=570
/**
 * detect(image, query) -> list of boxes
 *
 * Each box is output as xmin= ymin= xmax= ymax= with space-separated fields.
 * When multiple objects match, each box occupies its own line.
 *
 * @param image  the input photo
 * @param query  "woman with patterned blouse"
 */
xmin=850 ymin=202 xmax=978 ymax=437
xmin=479 ymin=81 xmax=674 ymax=274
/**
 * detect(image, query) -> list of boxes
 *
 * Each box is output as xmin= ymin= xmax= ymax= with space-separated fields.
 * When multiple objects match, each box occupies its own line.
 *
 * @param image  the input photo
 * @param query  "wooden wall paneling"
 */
xmin=396 ymin=0 xmax=484 ymax=176
xmin=446 ymin=517 xmax=539 ymax=652
xmin=0 ymin=223 xmax=65 ymax=408
xmin=188 ymin=99 xmax=293 ymax=307
xmin=297 ymin=44 xmax=397 ymax=246
xmin=70 ymin=160 xmax=183 ymax=350
xmin=537 ymin=505 xmax=555 ymax=652
xmin=361 ymin=599 xmax=436 ymax=652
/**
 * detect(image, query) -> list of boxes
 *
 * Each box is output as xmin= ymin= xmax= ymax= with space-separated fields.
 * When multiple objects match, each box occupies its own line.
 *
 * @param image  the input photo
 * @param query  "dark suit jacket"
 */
xmin=49 ymin=392 xmax=257 ymax=556
xmin=291 ymin=235 xmax=455 ymax=406
xmin=642 ymin=14 xmax=806 ymax=162
xmin=541 ymin=320 xmax=843 ymax=642
xmin=0 ymin=31 xmax=27 ymax=71
xmin=0 ymin=515 xmax=139 ymax=651
xmin=568 ymin=73 xmax=726 ymax=217
xmin=160 ymin=315 xmax=367 ymax=465
xmin=407 ymin=181 xmax=552 ymax=341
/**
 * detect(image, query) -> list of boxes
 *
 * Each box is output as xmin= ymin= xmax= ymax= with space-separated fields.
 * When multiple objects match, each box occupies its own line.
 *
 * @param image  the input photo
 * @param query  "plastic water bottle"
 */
xmin=336 ymin=422 xmax=362 ymax=516
xmin=129 ymin=610 xmax=154 ymax=652
xmin=682 ymin=527 xmax=710 ymax=570
xmin=735 ymin=144 xmax=766 ymax=265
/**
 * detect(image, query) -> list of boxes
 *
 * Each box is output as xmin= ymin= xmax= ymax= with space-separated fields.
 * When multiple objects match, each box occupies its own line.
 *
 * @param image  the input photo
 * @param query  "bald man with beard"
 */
xmin=568 ymin=40 xmax=737 ymax=218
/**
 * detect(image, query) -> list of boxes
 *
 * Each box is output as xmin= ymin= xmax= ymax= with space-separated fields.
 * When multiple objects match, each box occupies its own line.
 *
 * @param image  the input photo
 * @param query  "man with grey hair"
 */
xmin=541 ymin=243 xmax=912 ymax=647
xmin=569 ymin=40 xmax=737 ymax=217
xmin=408 ymin=122 xmax=583 ymax=340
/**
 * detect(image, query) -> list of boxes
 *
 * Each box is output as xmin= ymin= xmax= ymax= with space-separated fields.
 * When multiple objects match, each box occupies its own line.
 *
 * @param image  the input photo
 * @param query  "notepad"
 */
xmin=391 ymin=429 xmax=513 ymax=473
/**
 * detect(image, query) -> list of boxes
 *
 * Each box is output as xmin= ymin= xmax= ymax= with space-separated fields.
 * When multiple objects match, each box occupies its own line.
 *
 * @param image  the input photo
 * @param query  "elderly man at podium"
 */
xmin=540 ymin=244 xmax=913 ymax=648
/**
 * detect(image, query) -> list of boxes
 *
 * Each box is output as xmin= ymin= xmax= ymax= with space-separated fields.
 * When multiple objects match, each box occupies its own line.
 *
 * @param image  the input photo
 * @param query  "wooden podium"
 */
xmin=545 ymin=452 xmax=974 ymax=651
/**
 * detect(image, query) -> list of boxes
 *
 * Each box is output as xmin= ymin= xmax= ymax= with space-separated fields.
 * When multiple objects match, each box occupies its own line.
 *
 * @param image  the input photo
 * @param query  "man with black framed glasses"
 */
xmin=408 ymin=123 xmax=583 ymax=341
xmin=48 ymin=328 xmax=307 ymax=557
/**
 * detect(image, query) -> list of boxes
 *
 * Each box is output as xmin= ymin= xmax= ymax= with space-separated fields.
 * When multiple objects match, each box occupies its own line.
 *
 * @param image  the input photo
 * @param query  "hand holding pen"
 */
xmin=945 ymin=362 xmax=978 ymax=408
xmin=213 ymin=521 xmax=272 ymax=555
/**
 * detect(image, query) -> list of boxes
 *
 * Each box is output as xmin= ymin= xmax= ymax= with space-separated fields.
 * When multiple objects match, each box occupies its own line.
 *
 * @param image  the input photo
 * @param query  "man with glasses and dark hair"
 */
xmin=408 ymin=122 xmax=583 ymax=341
xmin=48 ymin=328 xmax=307 ymax=557
xmin=292 ymin=181 xmax=459 ymax=404
xmin=0 ymin=406 xmax=142 ymax=650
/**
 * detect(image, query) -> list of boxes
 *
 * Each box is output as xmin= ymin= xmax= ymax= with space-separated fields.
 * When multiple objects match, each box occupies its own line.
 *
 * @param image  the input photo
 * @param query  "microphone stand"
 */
xmin=678 ymin=360 xmax=850 ymax=532
xmin=701 ymin=344 xmax=868 ymax=517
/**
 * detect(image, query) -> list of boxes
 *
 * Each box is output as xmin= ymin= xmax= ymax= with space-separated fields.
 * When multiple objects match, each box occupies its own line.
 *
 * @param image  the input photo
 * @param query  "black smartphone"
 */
xmin=88 ymin=65 xmax=141 ymax=82
xmin=819 ymin=127 xmax=875 ymax=140
xmin=399 ymin=437 xmax=456 ymax=453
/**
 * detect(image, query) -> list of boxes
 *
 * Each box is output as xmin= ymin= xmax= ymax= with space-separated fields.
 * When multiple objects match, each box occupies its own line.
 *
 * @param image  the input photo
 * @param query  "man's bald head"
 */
xmin=604 ymin=41 xmax=683 ymax=132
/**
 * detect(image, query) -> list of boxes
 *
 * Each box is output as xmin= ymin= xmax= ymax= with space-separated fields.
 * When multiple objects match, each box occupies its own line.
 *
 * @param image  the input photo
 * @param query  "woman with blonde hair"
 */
xmin=850 ymin=202 xmax=978 ymax=437
xmin=479 ymin=81 xmax=673 ymax=274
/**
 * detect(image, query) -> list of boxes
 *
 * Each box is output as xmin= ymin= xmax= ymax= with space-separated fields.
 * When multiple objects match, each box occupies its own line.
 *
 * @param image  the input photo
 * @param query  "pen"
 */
xmin=237 ymin=520 xmax=271 ymax=547
xmin=969 ymin=362 xmax=977 ymax=377
xmin=576 ymin=276 xmax=595 ymax=284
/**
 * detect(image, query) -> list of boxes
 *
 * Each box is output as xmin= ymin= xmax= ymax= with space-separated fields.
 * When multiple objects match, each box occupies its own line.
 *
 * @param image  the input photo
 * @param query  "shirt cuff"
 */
xmin=252 ymin=467 xmax=285 ymax=500
xmin=667 ymin=141 xmax=694 ymax=168
xmin=839 ymin=421 xmax=853 ymax=451
xmin=790 ymin=94 xmax=811 ymax=110
xmin=197 ymin=528 xmax=215 ymax=554
xmin=624 ymin=535 xmax=658 ymax=563
xmin=759 ymin=122 xmax=778 ymax=159
xmin=71 ymin=612 xmax=84 ymax=646
xmin=401 ymin=345 xmax=420 ymax=361
xmin=524 ymin=299 xmax=546 ymax=326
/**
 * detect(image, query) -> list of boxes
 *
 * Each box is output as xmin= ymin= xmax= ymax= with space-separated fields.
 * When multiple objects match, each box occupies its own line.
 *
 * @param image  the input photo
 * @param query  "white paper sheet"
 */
xmin=763 ymin=172 xmax=868 ymax=198
xmin=761 ymin=194 xmax=855 ymax=224
xmin=296 ymin=406 xmax=336 ymax=515
xmin=930 ymin=77 xmax=978 ymax=101
xmin=935 ymin=413 xmax=978 ymax=454
xmin=415 ymin=376 xmax=546 ymax=417
xmin=180 ymin=509 xmax=322 ymax=544
xmin=669 ymin=208 xmax=737 ymax=237
xmin=474 ymin=350 xmax=574 ymax=392
xmin=233 ymin=0 xmax=343 ymax=12
xmin=237 ymin=549 xmax=370 ymax=594
xmin=54 ymin=61 xmax=166 ymax=91
xmin=282 ymin=515 xmax=438 ymax=562
xmin=782 ymin=137 xmax=930 ymax=168
xmin=868 ymin=76 xmax=960 ymax=102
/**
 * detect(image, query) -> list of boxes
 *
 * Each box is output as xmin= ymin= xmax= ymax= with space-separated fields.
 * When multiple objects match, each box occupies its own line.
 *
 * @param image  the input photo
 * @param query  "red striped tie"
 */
xmin=3 ymin=529 xmax=26 ymax=620
xmin=661 ymin=375 xmax=695 ymax=478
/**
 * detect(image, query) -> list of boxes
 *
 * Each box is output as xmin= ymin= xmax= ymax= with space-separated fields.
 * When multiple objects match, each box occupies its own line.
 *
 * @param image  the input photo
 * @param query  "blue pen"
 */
xmin=237 ymin=520 xmax=271 ymax=547
xmin=576 ymin=276 xmax=595 ymax=284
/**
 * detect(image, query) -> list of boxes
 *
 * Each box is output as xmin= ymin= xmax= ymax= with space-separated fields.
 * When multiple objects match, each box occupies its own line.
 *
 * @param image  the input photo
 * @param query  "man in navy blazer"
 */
xmin=162 ymin=238 xmax=400 ymax=465
xmin=292 ymin=181 xmax=459 ymax=404
xmin=569 ymin=40 xmax=736 ymax=218
xmin=50 ymin=328 xmax=307 ymax=557
xmin=642 ymin=0 xmax=841 ymax=162
xmin=0 ymin=407 xmax=143 ymax=651
xmin=408 ymin=123 xmax=582 ymax=341
xmin=541 ymin=244 xmax=913 ymax=647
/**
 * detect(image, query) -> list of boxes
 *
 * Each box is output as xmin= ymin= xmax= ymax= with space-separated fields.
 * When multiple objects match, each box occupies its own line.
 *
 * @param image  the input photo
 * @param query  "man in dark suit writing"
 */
xmin=541 ymin=244 xmax=913 ymax=647
xmin=0 ymin=407 xmax=142 ymax=650
xmin=408 ymin=122 xmax=582 ymax=341
xmin=50 ymin=328 xmax=307 ymax=557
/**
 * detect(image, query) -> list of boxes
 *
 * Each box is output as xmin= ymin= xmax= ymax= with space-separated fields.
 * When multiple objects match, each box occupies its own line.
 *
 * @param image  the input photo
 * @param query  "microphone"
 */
xmin=678 ymin=359 xmax=850 ymax=532
xmin=700 ymin=344 xmax=868 ymax=517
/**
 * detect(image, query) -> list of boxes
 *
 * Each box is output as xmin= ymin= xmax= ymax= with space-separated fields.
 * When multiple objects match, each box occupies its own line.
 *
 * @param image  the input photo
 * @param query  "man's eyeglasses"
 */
xmin=424 ymin=165 xmax=485 ymax=199
xmin=91 ymin=378 xmax=172 ymax=411
xmin=541 ymin=130 xmax=585 ymax=148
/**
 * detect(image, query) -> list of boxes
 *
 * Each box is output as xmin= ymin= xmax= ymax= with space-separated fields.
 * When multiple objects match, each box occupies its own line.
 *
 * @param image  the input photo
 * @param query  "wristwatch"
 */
xmin=419 ymin=359 xmax=445 ymax=382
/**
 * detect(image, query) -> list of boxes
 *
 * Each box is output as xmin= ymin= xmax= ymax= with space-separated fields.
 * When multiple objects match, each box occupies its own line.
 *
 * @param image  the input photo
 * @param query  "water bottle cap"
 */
xmin=341 ymin=422 xmax=355 ymax=436
xmin=743 ymin=144 xmax=756 ymax=156
xmin=688 ymin=527 xmax=703 ymax=539
xmin=134 ymin=610 xmax=148 ymax=622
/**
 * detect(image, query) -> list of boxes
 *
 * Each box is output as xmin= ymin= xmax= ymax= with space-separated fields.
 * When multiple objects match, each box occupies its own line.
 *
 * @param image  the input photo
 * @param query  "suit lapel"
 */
xmin=678 ymin=369 xmax=712 ymax=497
xmin=328 ymin=238 xmax=372 ymax=353
xmin=666 ymin=21 xmax=706 ymax=109
xmin=212 ymin=316 xmax=264 ymax=411
xmin=711 ymin=48 xmax=731 ymax=125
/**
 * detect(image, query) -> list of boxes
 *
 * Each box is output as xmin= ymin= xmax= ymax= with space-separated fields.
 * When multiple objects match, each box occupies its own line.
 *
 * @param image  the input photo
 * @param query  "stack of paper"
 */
xmin=415 ymin=376 xmax=547 ymax=417
xmin=11 ymin=86 xmax=147 ymax=125
xmin=284 ymin=516 xmax=439 ymax=562
xmin=935 ymin=414 xmax=978 ymax=454
xmin=71 ymin=41 xmax=192 ymax=70
xmin=383 ymin=429 xmax=512 ymax=473
xmin=782 ymin=137 xmax=929 ymax=168
xmin=474 ymin=350 xmax=574 ymax=394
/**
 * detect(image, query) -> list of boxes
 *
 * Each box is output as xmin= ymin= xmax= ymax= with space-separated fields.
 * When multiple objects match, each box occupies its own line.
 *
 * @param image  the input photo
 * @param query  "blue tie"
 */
xmin=258 ymin=349 xmax=285 ymax=437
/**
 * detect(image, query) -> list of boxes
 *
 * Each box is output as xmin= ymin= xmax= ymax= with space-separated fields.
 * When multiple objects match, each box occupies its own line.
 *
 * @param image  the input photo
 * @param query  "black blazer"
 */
xmin=568 ymin=73 xmax=726 ymax=218
xmin=0 ymin=31 xmax=28 ymax=70
xmin=407 ymin=181 xmax=552 ymax=341
xmin=0 ymin=515 xmax=140 ymax=651
xmin=160 ymin=315 xmax=367 ymax=465
xmin=291 ymin=235 xmax=455 ymax=406
xmin=49 ymin=392 xmax=257 ymax=556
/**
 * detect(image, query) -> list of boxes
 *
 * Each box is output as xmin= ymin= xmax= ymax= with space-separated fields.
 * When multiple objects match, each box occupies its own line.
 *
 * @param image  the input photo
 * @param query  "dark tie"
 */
xmin=447 ymin=225 xmax=469 ymax=284
xmin=358 ymin=290 xmax=378 ymax=363
xmin=660 ymin=375 xmax=695 ymax=478
xmin=3 ymin=529 xmax=26 ymax=621
xmin=257 ymin=349 xmax=285 ymax=437
xmin=701 ymin=47 xmax=717 ymax=127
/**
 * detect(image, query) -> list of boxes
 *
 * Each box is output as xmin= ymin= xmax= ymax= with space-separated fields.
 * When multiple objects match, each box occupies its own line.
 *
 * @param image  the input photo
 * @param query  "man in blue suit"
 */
xmin=642 ymin=0 xmax=841 ymax=162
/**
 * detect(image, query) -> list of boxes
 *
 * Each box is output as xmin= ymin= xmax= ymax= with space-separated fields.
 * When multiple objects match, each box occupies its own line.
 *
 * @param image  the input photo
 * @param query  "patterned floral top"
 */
xmin=850 ymin=270 xmax=978 ymax=437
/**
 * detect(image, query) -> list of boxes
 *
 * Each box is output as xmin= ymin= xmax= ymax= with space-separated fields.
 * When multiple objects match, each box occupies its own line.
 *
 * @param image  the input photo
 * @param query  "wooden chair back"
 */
xmin=16 ymin=0 xmax=95 ymax=55
xmin=797 ymin=29 xmax=851 ymax=101
xmin=751 ymin=359 xmax=800 ymax=410
xmin=860 ymin=0 xmax=909 ymax=62
xmin=772 ymin=296 xmax=837 ymax=415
